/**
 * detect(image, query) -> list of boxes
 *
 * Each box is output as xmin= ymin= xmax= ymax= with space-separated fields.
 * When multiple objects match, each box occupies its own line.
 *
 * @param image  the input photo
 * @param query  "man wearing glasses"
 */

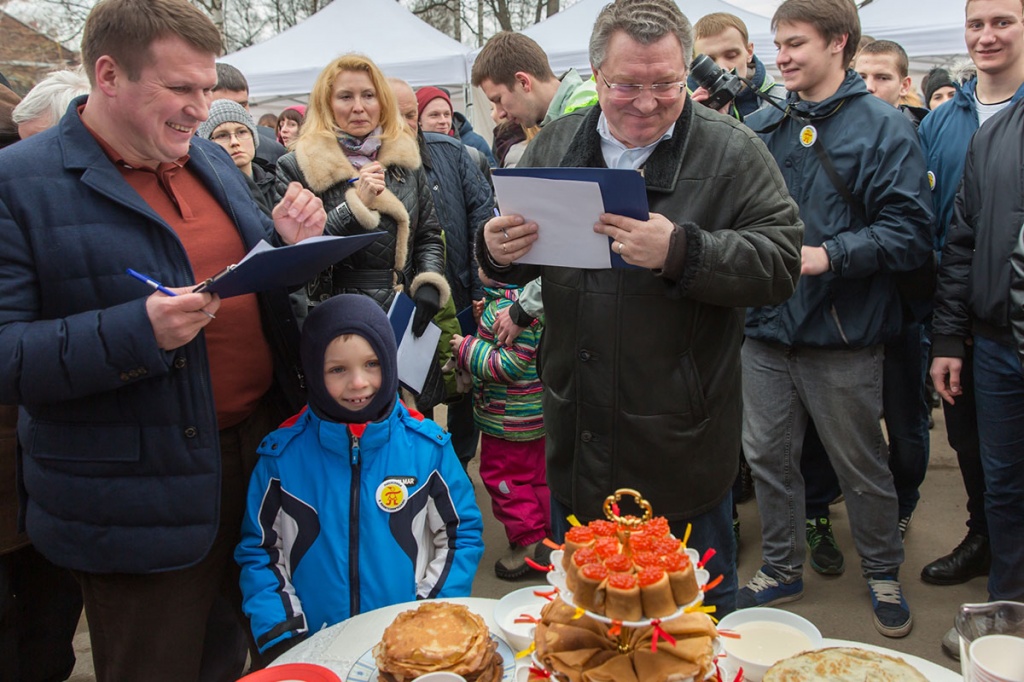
xmin=478 ymin=0 xmax=803 ymax=617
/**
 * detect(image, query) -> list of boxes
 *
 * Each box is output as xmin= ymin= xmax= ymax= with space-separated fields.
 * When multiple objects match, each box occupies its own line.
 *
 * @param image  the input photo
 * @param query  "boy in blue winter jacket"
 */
xmin=236 ymin=294 xmax=484 ymax=663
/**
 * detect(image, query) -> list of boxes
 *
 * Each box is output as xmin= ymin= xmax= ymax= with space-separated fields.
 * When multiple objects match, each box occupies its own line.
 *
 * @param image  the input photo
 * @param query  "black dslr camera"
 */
xmin=689 ymin=54 xmax=745 ymax=110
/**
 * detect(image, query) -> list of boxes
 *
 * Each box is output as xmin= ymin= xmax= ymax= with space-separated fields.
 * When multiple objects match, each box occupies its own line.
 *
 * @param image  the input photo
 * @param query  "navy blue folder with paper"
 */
xmin=456 ymin=306 xmax=478 ymax=337
xmin=194 ymin=232 xmax=381 ymax=298
xmin=491 ymin=167 xmax=648 ymax=269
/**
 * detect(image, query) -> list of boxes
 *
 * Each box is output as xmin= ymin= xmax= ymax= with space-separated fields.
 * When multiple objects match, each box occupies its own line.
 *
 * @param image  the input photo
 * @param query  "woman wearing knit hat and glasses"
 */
xmin=198 ymin=99 xmax=275 ymax=214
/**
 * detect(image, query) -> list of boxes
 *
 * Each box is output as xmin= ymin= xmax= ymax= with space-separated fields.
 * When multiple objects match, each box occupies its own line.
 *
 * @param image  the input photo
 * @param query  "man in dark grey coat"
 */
xmin=478 ymin=0 xmax=802 ymax=616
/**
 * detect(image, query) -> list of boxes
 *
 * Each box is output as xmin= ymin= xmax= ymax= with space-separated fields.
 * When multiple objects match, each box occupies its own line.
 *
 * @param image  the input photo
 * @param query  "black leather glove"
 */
xmin=411 ymin=285 xmax=441 ymax=337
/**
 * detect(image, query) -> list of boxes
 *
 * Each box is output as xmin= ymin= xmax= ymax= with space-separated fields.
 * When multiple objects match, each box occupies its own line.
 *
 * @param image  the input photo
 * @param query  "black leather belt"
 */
xmin=332 ymin=269 xmax=396 ymax=288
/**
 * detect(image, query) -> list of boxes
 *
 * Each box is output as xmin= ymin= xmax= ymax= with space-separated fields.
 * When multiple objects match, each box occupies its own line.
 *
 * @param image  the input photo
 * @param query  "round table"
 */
xmin=270 ymin=597 xmax=527 ymax=681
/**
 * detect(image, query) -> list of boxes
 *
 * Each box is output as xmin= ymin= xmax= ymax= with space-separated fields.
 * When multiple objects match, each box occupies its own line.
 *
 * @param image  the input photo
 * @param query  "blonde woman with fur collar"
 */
xmin=275 ymin=54 xmax=450 ymax=345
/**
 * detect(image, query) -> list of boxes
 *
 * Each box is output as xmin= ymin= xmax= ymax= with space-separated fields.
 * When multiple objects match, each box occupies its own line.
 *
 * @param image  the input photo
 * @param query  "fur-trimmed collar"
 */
xmin=558 ymin=99 xmax=694 ymax=193
xmin=293 ymin=131 xmax=421 ymax=194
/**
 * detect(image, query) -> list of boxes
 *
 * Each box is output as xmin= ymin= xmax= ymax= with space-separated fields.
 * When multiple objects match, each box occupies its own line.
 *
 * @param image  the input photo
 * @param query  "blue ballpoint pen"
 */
xmin=126 ymin=269 xmax=216 ymax=319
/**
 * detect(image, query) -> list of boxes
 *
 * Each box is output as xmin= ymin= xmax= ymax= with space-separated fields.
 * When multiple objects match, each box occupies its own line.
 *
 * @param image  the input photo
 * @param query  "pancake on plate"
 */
xmin=763 ymin=646 xmax=928 ymax=681
xmin=373 ymin=602 xmax=502 ymax=682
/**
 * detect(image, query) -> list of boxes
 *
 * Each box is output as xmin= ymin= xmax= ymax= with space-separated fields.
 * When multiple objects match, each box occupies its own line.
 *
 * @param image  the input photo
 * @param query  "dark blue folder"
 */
xmin=195 ymin=232 xmax=381 ymax=298
xmin=491 ymin=167 xmax=649 ymax=268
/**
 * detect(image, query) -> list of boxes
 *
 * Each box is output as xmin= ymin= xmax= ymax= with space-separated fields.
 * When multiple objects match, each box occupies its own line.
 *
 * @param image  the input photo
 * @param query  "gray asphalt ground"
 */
xmin=68 ymin=404 xmax=976 ymax=679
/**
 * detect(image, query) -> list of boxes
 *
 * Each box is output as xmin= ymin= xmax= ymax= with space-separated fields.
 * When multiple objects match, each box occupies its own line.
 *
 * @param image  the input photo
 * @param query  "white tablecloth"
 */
xmin=272 ymin=600 xmax=961 ymax=682
xmin=270 ymin=597 xmax=526 ymax=681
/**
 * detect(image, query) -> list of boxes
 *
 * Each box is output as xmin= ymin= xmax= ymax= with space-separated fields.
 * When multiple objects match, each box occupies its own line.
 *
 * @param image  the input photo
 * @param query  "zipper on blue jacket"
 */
xmin=348 ymin=429 xmax=361 ymax=616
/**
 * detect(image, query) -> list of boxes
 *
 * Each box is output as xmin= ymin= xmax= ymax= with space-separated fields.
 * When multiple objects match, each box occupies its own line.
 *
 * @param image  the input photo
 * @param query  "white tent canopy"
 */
xmin=519 ymin=0 xmax=775 ymax=75
xmin=857 ymin=0 xmax=968 ymax=64
xmin=725 ymin=0 xmax=968 ymax=68
xmin=222 ymin=0 xmax=471 ymax=107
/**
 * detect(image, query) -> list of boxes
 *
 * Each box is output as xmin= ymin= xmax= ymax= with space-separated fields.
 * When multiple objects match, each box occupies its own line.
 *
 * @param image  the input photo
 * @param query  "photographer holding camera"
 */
xmin=688 ymin=13 xmax=786 ymax=120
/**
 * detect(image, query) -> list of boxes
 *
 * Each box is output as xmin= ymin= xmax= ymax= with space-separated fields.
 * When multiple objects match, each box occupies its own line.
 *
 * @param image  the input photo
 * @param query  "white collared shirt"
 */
xmin=596 ymin=113 xmax=675 ymax=170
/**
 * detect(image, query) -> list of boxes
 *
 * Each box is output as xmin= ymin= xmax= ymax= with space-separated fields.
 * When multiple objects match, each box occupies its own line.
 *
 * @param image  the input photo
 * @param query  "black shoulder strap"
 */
xmin=810 ymin=139 xmax=868 ymax=225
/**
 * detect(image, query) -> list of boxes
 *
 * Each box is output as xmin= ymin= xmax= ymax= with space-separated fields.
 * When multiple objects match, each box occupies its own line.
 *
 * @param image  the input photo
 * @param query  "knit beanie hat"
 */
xmin=923 ymin=68 xmax=956 ymax=109
xmin=197 ymin=99 xmax=260 ymax=149
xmin=300 ymin=294 xmax=398 ymax=424
xmin=415 ymin=86 xmax=453 ymax=119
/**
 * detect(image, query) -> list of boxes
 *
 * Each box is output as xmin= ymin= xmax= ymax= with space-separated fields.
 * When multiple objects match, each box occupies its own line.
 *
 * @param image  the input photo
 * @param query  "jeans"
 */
xmin=971 ymin=336 xmax=1024 ymax=601
xmin=742 ymin=339 xmax=904 ymax=582
xmin=803 ymin=323 xmax=930 ymax=519
xmin=883 ymin=322 xmax=931 ymax=518
xmin=944 ymin=343 xmax=988 ymax=537
xmin=550 ymin=493 xmax=738 ymax=618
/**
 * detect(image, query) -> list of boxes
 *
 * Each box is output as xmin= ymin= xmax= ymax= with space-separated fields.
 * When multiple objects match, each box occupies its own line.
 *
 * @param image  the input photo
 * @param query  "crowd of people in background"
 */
xmin=1 ymin=0 xmax=1023 ymax=679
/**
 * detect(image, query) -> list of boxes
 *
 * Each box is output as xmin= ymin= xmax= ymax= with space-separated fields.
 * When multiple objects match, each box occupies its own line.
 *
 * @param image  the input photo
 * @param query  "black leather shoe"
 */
xmin=921 ymin=532 xmax=991 ymax=585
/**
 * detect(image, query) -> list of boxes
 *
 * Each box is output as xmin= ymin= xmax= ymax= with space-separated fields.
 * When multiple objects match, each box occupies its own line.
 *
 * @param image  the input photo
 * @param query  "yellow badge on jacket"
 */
xmin=376 ymin=479 xmax=409 ymax=512
xmin=800 ymin=125 xmax=817 ymax=148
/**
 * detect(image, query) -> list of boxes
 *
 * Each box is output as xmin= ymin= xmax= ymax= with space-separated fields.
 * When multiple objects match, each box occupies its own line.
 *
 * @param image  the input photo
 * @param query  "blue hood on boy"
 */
xmin=300 ymin=294 xmax=398 ymax=423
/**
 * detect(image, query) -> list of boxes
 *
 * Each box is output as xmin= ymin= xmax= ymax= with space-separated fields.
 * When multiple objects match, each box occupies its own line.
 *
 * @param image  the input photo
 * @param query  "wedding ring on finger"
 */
xmin=617 ymin=241 xmax=624 ymax=254
xmin=502 ymin=243 xmax=507 ymax=254
xmin=502 ymin=228 xmax=510 ymax=241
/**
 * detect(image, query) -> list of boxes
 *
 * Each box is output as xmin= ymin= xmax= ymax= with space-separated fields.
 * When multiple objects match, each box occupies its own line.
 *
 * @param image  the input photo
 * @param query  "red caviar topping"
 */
xmin=629 ymin=534 xmax=655 ymax=553
xmin=653 ymin=537 xmax=683 ymax=555
xmin=572 ymin=547 xmax=600 ymax=567
xmin=588 ymin=520 xmax=619 ymax=537
xmin=632 ymin=551 xmax=663 ymax=568
xmin=565 ymin=526 xmax=595 ymax=544
xmin=660 ymin=552 xmax=692 ymax=572
xmin=604 ymin=553 xmax=633 ymax=573
xmin=607 ymin=572 xmax=637 ymax=589
xmin=594 ymin=536 xmax=621 ymax=559
xmin=642 ymin=517 xmax=671 ymax=537
xmin=581 ymin=562 xmax=609 ymax=581
xmin=637 ymin=565 xmax=667 ymax=587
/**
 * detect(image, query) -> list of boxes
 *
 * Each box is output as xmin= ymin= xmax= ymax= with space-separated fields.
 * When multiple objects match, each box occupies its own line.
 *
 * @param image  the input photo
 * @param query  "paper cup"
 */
xmin=970 ymin=634 xmax=1024 ymax=681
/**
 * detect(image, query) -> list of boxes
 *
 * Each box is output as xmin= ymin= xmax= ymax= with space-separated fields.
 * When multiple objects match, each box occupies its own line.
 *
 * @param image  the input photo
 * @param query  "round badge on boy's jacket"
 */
xmin=376 ymin=479 xmax=409 ymax=512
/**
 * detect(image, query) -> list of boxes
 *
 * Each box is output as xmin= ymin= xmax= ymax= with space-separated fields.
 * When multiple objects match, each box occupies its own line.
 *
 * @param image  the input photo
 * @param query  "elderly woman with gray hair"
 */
xmin=11 ymin=68 xmax=89 ymax=139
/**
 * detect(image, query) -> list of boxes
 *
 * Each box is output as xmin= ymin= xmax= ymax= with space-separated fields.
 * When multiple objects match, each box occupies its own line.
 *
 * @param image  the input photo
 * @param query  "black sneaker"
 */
xmin=868 ymin=574 xmax=913 ymax=638
xmin=806 ymin=517 xmax=845 ymax=575
xmin=898 ymin=513 xmax=913 ymax=540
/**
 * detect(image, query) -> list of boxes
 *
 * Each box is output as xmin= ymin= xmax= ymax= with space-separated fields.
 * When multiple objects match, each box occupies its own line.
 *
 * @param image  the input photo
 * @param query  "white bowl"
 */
xmin=494 ymin=586 xmax=550 ymax=653
xmin=716 ymin=607 xmax=823 ymax=681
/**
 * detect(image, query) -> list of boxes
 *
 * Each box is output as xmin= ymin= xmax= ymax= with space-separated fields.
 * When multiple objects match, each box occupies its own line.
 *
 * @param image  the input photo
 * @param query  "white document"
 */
xmin=491 ymin=175 xmax=612 ymax=269
xmin=386 ymin=294 xmax=442 ymax=395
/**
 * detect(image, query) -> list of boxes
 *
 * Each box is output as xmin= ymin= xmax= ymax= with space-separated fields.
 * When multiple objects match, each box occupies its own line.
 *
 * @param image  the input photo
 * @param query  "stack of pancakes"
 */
xmin=374 ymin=602 xmax=503 ymax=682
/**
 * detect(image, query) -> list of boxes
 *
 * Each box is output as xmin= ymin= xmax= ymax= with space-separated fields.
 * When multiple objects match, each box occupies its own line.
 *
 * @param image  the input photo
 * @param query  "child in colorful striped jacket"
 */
xmin=450 ymin=267 xmax=549 ymax=579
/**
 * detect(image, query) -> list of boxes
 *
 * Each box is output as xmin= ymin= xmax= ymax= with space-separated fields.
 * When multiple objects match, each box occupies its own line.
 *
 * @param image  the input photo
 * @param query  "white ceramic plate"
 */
xmin=344 ymin=634 xmax=515 ymax=682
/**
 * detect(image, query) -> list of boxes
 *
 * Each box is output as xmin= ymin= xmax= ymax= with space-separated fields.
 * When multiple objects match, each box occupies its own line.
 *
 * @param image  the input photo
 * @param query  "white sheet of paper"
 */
xmin=492 ymin=175 xmax=612 ymax=269
xmin=396 ymin=318 xmax=441 ymax=394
